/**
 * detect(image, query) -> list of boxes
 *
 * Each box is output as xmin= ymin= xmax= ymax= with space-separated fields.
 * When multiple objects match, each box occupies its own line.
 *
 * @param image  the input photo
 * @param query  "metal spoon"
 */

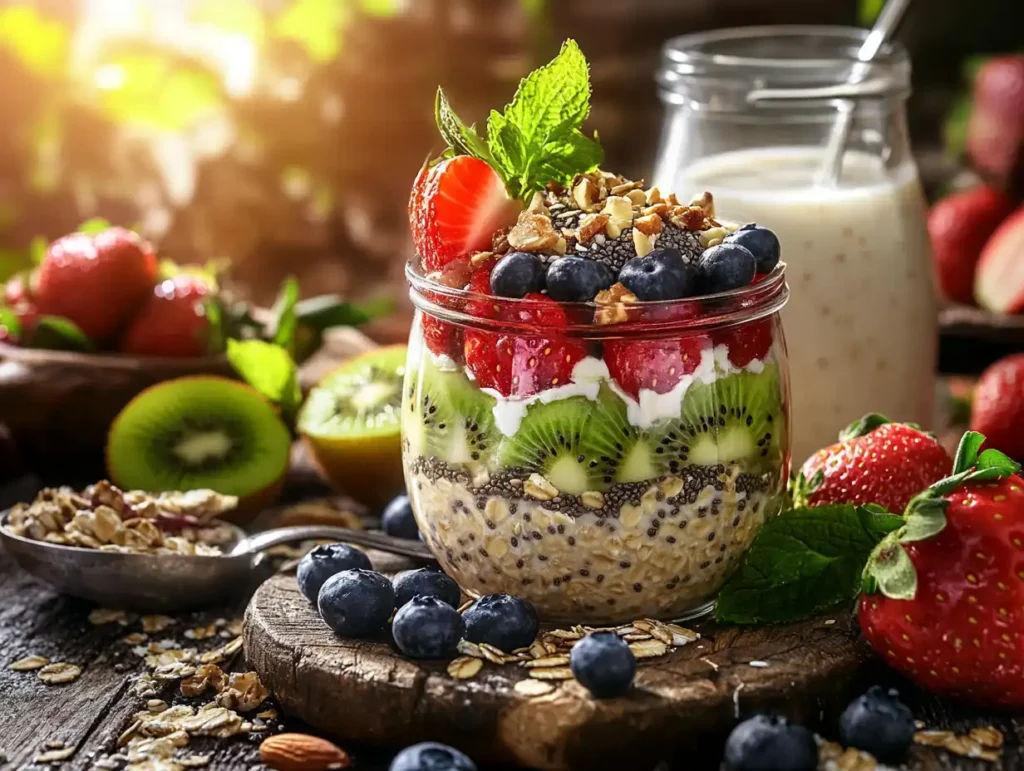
xmin=815 ymin=0 xmax=913 ymax=186
xmin=0 ymin=511 xmax=435 ymax=613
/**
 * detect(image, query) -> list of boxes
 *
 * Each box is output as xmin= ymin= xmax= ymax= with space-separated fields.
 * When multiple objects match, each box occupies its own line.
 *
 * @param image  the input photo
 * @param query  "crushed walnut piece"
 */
xmin=914 ymin=727 xmax=1003 ymax=762
xmin=4 ymin=482 xmax=238 ymax=556
xmin=508 ymin=211 xmax=566 ymax=255
xmin=594 ymin=283 xmax=638 ymax=325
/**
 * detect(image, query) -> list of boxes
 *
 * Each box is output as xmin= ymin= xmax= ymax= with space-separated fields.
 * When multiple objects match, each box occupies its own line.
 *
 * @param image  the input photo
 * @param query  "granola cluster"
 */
xmin=483 ymin=170 xmax=722 ymax=271
xmin=5 ymin=481 xmax=238 ymax=555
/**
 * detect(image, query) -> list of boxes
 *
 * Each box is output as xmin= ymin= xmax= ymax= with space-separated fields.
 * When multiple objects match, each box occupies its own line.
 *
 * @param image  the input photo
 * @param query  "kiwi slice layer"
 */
xmin=107 ymin=376 xmax=291 ymax=497
xmin=404 ymin=360 xmax=498 ymax=467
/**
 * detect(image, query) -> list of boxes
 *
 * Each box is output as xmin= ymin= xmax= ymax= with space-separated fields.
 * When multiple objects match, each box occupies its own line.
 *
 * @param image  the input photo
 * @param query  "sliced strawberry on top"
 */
xmin=714 ymin=318 xmax=774 ymax=368
xmin=409 ymin=156 xmax=518 ymax=272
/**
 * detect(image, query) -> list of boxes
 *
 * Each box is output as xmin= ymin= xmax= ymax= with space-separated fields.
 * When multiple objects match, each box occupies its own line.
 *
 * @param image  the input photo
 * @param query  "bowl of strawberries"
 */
xmin=0 ymin=222 xmax=382 ymax=479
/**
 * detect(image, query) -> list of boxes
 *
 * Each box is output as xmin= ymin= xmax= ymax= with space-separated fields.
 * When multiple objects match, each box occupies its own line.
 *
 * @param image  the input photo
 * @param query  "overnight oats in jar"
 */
xmin=401 ymin=40 xmax=790 ymax=623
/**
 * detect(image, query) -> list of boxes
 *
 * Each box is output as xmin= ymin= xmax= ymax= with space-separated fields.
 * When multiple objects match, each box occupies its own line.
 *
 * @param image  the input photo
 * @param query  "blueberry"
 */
xmin=569 ymin=632 xmax=636 ymax=698
xmin=489 ymin=251 xmax=546 ymax=298
xmin=462 ymin=593 xmax=538 ymax=652
xmin=725 ymin=225 xmax=781 ymax=273
xmin=724 ymin=714 xmax=817 ymax=771
xmin=296 ymin=543 xmax=372 ymax=604
xmin=382 ymin=495 xmax=419 ymax=540
xmin=618 ymin=248 xmax=698 ymax=301
xmin=545 ymin=256 xmax=615 ymax=302
xmin=839 ymin=686 xmax=915 ymax=763
xmin=393 ymin=567 xmax=462 ymax=609
xmin=696 ymin=243 xmax=756 ymax=293
xmin=392 ymin=596 xmax=464 ymax=659
xmin=317 ymin=569 xmax=395 ymax=638
xmin=389 ymin=742 xmax=476 ymax=771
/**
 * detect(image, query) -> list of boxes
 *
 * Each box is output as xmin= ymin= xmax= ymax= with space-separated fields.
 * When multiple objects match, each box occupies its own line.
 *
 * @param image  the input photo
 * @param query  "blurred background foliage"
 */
xmin=0 ymin=0 xmax=1017 ymax=337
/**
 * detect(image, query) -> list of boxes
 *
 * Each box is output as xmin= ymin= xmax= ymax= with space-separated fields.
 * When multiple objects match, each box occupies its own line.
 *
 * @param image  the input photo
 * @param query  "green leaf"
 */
xmin=953 ymin=430 xmax=986 ymax=474
xmin=0 ymin=5 xmax=68 ymax=78
xmin=789 ymin=468 xmax=824 ymax=508
xmin=977 ymin=447 xmax=1021 ymax=474
xmin=295 ymin=295 xmax=393 ymax=330
xmin=29 ymin=236 xmax=48 ymax=266
xmin=486 ymin=110 xmax=529 ymax=198
xmin=269 ymin=277 xmax=300 ymax=352
xmin=227 ymin=339 xmax=301 ymax=425
xmin=899 ymin=494 xmax=948 ymax=542
xmin=78 ymin=218 xmax=112 ymax=236
xmin=864 ymin=534 xmax=918 ymax=600
xmin=435 ymin=88 xmax=492 ymax=161
xmin=715 ymin=504 xmax=903 ymax=625
xmin=838 ymin=413 xmax=891 ymax=442
xmin=531 ymin=129 xmax=603 ymax=187
xmin=0 ymin=307 xmax=22 ymax=340
xmin=205 ymin=298 xmax=226 ymax=354
xmin=30 ymin=316 xmax=92 ymax=352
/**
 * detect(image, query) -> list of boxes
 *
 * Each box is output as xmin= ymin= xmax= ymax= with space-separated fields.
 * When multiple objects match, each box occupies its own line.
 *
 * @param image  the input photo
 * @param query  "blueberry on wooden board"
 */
xmin=839 ymin=686 xmax=915 ymax=763
xmin=393 ymin=567 xmax=461 ymax=609
xmin=724 ymin=714 xmax=817 ymax=771
xmin=317 ymin=569 xmax=394 ymax=638
xmin=462 ymin=593 xmax=538 ymax=652
xmin=392 ymin=596 xmax=464 ymax=659
xmin=569 ymin=632 xmax=636 ymax=698
xmin=390 ymin=742 xmax=477 ymax=771
xmin=297 ymin=544 xmax=372 ymax=604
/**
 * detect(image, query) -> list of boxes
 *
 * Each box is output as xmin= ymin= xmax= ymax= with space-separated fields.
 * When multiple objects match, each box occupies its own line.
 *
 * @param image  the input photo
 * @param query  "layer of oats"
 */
xmin=408 ymin=460 xmax=783 ymax=624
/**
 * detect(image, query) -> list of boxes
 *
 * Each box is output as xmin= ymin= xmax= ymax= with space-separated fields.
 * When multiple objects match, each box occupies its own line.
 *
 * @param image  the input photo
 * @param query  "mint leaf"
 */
xmin=435 ymin=88 xmax=491 ymax=162
xmin=295 ymin=294 xmax=393 ymax=330
xmin=0 ymin=307 xmax=22 ymax=339
xmin=30 ymin=316 xmax=93 ymax=352
xmin=227 ymin=339 xmax=301 ymax=426
xmin=485 ymin=39 xmax=601 ymax=199
xmin=502 ymin=39 xmax=590 ymax=153
xmin=715 ymin=504 xmax=903 ymax=625
xmin=204 ymin=298 xmax=226 ymax=354
xmin=269 ymin=277 xmax=300 ymax=352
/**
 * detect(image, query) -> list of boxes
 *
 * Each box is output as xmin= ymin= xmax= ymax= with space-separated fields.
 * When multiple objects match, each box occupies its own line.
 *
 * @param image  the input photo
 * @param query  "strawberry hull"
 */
xmin=401 ymin=262 xmax=792 ymax=623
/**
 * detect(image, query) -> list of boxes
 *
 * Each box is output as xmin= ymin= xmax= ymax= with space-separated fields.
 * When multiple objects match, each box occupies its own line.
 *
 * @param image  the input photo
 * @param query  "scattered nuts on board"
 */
xmin=259 ymin=733 xmax=352 ymax=771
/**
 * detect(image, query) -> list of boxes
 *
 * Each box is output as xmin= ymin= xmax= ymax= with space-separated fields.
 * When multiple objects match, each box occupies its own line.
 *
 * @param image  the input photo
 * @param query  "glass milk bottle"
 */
xmin=653 ymin=26 xmax=937 ymax=466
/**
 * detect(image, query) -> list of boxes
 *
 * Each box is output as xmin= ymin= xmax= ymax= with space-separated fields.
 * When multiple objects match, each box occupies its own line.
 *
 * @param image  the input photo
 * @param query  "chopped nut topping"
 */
xmin=632 ymin=228 xmax=654 ymax=258
xmin=576 ymin=213 xmax=610 ymax=245
xmin=645 ymin=186 xmax=663 ymax=205
xmin=632 ymin=213 xmax=664 ymax=238
xmin=689 ymin=191 xmax=715 ymax=217
xmin=594 ymin=283 xmax=638 ymax=326
xmin=915 ymin=728 xmax=1002 ymax=762
xmin=508 ymin=212 xmax=563 ymax=253
xmin=572 ymin=177 xmax=600 ymax=212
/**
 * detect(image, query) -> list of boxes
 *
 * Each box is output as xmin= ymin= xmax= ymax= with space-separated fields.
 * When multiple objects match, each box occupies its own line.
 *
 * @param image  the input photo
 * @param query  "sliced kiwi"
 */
xmin=676 ymin=364 xmax=784 ymax=468
xmin=404 ymin=360 xmax=499 ymax=467
xmin=299 ymin=345 xmax=406 ymax=442
xmin=107 ymin=376 xmax=292 ymax=498
xmin=497 ymin=397 xmax=603 ymax=495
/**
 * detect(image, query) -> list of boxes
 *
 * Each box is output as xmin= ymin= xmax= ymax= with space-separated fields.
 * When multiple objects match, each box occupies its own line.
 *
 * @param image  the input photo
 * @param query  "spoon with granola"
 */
xmin=0 ymin=481 xmax=434 ymax=612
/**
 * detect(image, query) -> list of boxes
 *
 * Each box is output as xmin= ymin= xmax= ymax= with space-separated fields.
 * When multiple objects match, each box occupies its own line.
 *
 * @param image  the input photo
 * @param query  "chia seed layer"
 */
xmin=406 ymin=456 xmax=785 ymax=624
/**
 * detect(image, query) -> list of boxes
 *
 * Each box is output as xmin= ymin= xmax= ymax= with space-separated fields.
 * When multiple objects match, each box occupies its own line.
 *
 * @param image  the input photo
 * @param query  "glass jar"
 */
xmin=402 ymin=262 xmax=791 ymax=624
xmin=653 ymin=26 xmax=937 ymax=466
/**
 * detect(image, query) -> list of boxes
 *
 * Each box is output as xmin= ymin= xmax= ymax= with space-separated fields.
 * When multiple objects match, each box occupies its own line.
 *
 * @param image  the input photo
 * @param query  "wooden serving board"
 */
xmin=245 ymin=569 xmax=874 ymax=771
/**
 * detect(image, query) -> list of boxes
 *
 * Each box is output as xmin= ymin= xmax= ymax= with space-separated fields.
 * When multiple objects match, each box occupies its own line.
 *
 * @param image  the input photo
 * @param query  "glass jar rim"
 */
xmin=658 ymin=25 xmax=911 ymax=106
xmin=406 ymin=259 xmax=789 ymax=337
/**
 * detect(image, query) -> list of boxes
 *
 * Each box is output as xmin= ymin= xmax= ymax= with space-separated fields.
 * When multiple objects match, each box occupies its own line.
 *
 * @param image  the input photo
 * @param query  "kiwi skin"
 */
xmin=105 ymin=376 xmax=290 ymax=524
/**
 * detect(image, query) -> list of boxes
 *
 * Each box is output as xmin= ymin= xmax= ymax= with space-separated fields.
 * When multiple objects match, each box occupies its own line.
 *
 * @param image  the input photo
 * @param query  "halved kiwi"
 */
xmin=404 ymin=359 xmax=498 ymax=468
xmin=106 ymin=376 xmax=292 ymax=515
xmin=298 ymin=345 xmax=407 ymax=506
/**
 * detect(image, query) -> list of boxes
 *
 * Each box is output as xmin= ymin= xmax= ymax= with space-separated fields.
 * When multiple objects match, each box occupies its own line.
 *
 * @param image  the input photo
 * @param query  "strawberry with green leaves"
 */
xmin=409 ymin=40 xmax=603 ymax=269
xmin=859 ymin=434 xmax=1024 ymax=707
xmin=34 ymin=226 xmax=158 ymax=341
xmin=794 ymin=414 xmax=953 ymax=514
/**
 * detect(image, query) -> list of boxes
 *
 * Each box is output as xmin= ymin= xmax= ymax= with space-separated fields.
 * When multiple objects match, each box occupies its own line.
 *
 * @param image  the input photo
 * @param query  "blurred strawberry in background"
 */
xmin=966 ymin=55 xmax=1024 ymax=193
xmin=975 ymin=207 xmax=1024 ymax=314
xmin=970 ymin=353 xmax=1024 ymax=462
xmin=927 ymin=186 xmax=1015 ymax=304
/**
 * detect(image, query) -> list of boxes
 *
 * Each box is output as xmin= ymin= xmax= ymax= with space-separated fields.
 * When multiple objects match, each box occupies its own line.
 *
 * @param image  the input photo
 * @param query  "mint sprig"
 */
xmin=434 ymin=39 xmax=603 ymax=200
xmin=715 ymin=504 xmax=903 ymax=625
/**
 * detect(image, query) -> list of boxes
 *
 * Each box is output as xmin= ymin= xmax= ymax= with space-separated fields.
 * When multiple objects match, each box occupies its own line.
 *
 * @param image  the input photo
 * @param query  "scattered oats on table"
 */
xmin=34 ymin=745 xmax=75 ymax=763
xmin=37 ymin=662 xmax=81 ymax=684
xmin=447 ymin=656 xmax=483 ymax=680
xmin=10 ymin=654 xmax=50 ymax=671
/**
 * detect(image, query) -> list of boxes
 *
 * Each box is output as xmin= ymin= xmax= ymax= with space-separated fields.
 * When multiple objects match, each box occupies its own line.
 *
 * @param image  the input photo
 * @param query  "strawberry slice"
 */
xmin=465 ymin=292 xmax=586 ymax=398
xmin=975 ymin=206 xmax=1024 ymax=314
xmin=714 ymin=318 xmax=774 ymax=368
xmin=409 ymin=156 xmax=518 ymax=272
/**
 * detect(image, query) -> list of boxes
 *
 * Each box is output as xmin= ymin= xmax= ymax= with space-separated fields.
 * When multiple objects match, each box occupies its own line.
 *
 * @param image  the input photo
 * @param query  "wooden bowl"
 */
xmin=0 ymin=343 xmax=234 ymax=481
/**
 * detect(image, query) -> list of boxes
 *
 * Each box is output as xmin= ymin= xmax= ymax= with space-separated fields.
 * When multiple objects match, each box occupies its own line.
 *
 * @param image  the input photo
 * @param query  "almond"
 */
xmin=260 ymin=733 xmax=351 ymax=771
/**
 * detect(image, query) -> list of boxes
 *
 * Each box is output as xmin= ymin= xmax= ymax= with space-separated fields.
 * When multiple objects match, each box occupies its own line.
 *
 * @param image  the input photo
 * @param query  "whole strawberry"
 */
xmin=970 ymin=354 xmax=1024 ymax=462
xmin=35 ymin=227 xmax=158 ymax=340
xmin=859 ymin=434 xmax=1024 ymax=706
xmin=119 ymin=274 xmax=213 ymax=358
xmin=795 ymin=414 xmax=952 ymax=514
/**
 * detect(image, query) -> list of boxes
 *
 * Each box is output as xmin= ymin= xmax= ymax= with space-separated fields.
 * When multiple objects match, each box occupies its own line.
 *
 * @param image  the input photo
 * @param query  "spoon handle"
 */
xmin=233 ymin=525 xmax=437 ymax=562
